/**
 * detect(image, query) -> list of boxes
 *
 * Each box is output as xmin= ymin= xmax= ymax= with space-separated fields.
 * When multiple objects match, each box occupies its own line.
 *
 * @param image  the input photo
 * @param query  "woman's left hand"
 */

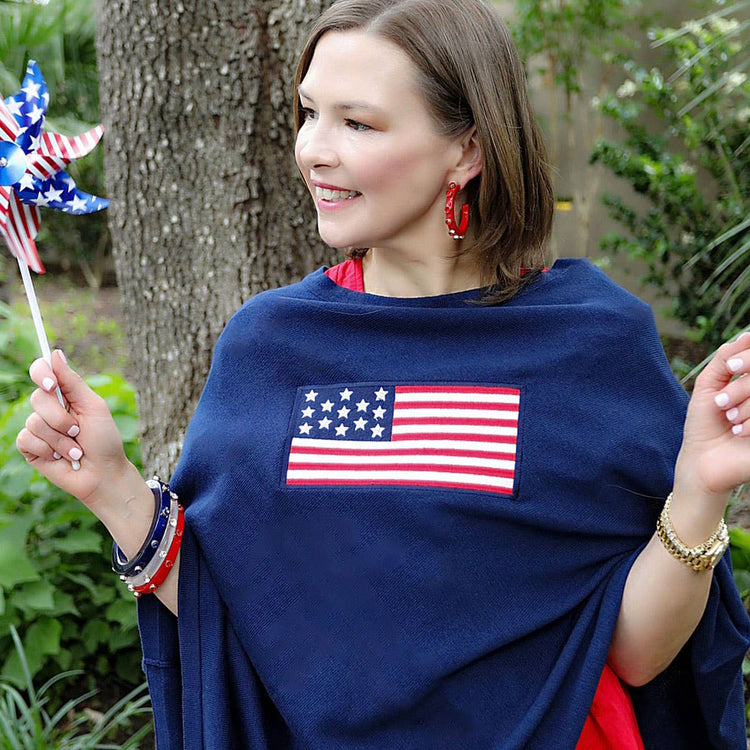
xmin=675 ymin=331 xmax=750 ymax=507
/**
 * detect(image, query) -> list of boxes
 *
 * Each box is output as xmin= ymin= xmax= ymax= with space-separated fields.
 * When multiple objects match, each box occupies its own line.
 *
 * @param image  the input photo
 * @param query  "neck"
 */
xmin=361 ymin=244 xmax=482 ymax=298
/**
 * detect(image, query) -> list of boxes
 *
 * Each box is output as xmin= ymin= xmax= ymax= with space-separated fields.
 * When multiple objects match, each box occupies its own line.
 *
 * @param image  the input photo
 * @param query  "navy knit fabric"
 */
xmin=138 ymin=258 xmax=750 ymax=749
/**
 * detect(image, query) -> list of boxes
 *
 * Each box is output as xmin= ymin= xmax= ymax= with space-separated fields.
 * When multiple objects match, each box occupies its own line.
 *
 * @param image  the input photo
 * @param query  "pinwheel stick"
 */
xmin=16 ymin=255 xmax=80 ymax=470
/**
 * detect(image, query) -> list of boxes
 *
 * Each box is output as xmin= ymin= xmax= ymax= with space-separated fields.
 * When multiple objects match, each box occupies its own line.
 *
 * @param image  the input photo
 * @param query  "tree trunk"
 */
xmin=96 ymin=0 xmax=336 ymax=476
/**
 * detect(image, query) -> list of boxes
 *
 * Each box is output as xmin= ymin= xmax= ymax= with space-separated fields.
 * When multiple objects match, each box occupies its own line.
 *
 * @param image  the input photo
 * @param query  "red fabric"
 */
xmin=325 ymin=258 xmax=644 ymax=749
xmin=324 ymin=259 xmax=551 ymax=292
xmin=576 ymin=665 xmax=644 ymax=749
xmin=325 ymin=257 xmax=365 ymax=293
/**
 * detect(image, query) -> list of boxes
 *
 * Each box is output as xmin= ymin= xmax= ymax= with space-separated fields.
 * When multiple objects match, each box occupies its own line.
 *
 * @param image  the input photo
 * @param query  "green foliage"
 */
xmin=512 ymin=0 xmax=648 ymax=97
xmin=0 ymin=306 xmax=142 ymax=691
xmin=591 ymin=1 xmax=750 ymax=346
xmin=0 ymin=625 xmax=152 ymax=749
xmin=0 ymin=0 xmax=110 ymax=286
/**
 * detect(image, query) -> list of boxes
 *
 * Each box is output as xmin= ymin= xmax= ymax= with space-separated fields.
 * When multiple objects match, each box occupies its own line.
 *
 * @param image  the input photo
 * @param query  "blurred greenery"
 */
xmin=0 ymin=303 xmax=142 ymax=693
xmin=0 ymin=625 xmax=152 ymax=749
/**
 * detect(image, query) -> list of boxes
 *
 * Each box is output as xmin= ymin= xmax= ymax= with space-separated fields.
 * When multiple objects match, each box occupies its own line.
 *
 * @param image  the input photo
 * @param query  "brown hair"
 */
xmin=294 ymin=0 xmax=554 ymax=303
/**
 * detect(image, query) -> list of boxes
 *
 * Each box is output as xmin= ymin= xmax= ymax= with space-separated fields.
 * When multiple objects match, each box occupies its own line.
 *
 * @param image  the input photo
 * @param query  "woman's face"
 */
xmin=295 ymin=30 xmax=467 ymax=255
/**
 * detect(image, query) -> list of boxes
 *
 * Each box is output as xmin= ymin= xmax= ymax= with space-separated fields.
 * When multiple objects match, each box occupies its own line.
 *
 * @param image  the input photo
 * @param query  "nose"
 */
xmin=295 ymin=119 xmax=340 ymax=171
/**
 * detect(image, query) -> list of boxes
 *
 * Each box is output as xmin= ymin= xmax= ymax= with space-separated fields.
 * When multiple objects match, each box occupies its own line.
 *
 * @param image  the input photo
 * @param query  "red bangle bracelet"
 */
xmin=132 ymin=505 xmax=185 ymax=596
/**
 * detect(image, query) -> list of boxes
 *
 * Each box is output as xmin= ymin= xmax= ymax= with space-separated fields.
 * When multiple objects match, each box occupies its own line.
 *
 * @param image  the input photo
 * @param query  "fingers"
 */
xmin=696 ymin=331 xmax=750 ymax=391
xmin=24 ymin=409 xmax=84 ymax=463
xmin=28 ymin=350 xmax=90 ymax=470
xmin=16 ymin=425 xmax=59 ymax=464
xmin=29 ymin=350 xmax=94 ymax=410
xmin=709 ymin=331 xmax=750 ymax=438
xmin=29 ymin=385 xmax=80 ymax=440
xmin=714 ymin=374 xmax=750 ymax=437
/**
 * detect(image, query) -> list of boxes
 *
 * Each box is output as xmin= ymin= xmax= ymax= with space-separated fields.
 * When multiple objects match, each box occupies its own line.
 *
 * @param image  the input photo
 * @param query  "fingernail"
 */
xmin=738 ymin=331 xmax=750 ymax=341
xmin=71 ymin=460 xmax=80 ymax=471
xmin=53 ymin=451 xmax=61 ymax=459
xmin=69 ymin=447 xmax=82 ymax=461
xmin=715 ymin=393 xmax=730 ymax=408
xmin=42 ymin=377 xmax=55 ymax=392
xmin=67 ymin=425 xmax=80 ymax=438
xmin=727 ymin=408 xmax=740 ymax=421
xmin=728 ymin=358 xmax=743 ymax=373
xmin=57 ymin=349 xmax=67 ymax=364
xmin=732 ymin=424 xmax=743 ymax=436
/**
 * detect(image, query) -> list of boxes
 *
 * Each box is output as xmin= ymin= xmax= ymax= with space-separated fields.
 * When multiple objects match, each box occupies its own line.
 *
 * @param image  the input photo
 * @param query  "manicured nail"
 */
xmin=715 ymin=393 xmax=730 ymax=408
xmin=57 ymin=349 xmax=67 ymax=363
xmin=728 ymin=358 xmax=743 ymax=373
xmin=53 ymin=451 xmax=61 ymax=459
xmin=69 ymin=447 xmax=82 ymax=461
xmin=727 ymin=408 xmax=740 ymax=421
xmin=71 ymin=460 xmax=80 ymax=471
xmin=42 ymin=377 xmax=55 ymax=392
xmin=732 ymin=424 xmax=743 ymax=436
xmin=67 ymin=425 xmax=80 ymax=438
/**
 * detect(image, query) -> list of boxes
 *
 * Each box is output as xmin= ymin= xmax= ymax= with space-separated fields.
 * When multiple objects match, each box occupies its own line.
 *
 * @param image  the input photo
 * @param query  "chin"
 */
xmin=317 ymin=225 xmax=363 ymax=251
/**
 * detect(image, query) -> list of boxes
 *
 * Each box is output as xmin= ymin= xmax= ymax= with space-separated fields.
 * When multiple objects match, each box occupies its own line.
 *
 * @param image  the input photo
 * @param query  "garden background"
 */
xmin=0 ymin=0 xmax=748 ymax=746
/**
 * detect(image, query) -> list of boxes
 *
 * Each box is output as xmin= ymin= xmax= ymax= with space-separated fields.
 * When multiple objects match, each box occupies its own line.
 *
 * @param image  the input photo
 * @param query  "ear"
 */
xmin=451 ymin=126 xmax=483 ymax=186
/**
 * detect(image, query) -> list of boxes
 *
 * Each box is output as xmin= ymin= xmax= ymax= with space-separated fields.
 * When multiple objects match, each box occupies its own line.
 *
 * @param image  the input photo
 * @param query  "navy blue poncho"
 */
xmin=138 ymin=258 xmax=750 ymax=748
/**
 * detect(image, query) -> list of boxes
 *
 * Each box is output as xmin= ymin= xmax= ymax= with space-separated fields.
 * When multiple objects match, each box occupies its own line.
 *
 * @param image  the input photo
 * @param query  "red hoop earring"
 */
xmin=445 ymin=182 xmax=470 ymax=240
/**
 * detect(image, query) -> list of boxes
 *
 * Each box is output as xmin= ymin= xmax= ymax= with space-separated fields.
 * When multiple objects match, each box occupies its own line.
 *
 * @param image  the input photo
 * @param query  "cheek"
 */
xmin=357 ymin=142 xmax=437 ymax=191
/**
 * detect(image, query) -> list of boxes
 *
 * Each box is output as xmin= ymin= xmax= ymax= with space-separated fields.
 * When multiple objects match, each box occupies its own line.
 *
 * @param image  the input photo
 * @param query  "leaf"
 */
xmin=54 ymin=529 xmax=103 ymax=554
xmin=49 ymin=589 xmax=78 ymax=618
xmin=25 ymin=617 xmax=62 ymax=656
xmin=81 ymin=619 xmax=110 ymax=648
xmin=1 ymin=618 xmax=62 ymax=685
xmin=105 ymin=598 xmax=137 ymax=628
xmin=0 ymin=520 xmax=40 ymax=589
xmin=8 ymin=580 xmax=55 ymax=614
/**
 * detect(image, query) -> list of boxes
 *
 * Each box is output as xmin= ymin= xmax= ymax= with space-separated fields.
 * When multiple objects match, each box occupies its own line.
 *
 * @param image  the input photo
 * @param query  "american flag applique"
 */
xmin=285 ymin=384 xmax=521 ymax=495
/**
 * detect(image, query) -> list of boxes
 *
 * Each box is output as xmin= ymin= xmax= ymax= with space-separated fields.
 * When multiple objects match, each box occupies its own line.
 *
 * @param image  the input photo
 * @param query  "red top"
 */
xmin=324 ymin=258 xmax=644 ymax=749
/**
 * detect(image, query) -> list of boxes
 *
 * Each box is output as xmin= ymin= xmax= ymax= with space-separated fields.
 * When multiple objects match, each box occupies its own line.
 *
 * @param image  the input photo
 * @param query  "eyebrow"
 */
xmin=298 ymin=87 xmax=384 ymax=115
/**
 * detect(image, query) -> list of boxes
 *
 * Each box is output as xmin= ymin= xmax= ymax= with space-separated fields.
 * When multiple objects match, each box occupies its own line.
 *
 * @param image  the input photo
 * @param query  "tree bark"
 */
xmin=96 ymin=0 xmax=336 ymax=476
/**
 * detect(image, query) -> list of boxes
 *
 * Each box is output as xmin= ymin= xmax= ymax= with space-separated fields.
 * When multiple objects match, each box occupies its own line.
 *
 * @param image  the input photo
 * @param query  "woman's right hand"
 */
xmin=18 ymin=350 xmax=180 ymax=615
xmin=16 ymin=350 xmax=134 ymax=514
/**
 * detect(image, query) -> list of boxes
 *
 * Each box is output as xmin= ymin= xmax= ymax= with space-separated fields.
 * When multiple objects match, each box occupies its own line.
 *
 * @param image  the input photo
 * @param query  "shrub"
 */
xmin=0 ymin=625 xmax=152 ymax=749
xmin=0 ymin=304 xmax=143 ymax=691
xmin=591 ymin=1 xmax=750 ymax=347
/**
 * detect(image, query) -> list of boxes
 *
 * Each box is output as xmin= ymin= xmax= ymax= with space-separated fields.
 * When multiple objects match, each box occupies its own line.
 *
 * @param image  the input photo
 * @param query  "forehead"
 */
xmin=300 ymin=30 xmax=425 ymax=112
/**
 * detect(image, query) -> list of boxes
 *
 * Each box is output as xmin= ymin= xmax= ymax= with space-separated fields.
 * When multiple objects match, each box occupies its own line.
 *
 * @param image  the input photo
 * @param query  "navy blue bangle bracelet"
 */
xmin=111 ymin=478 xmax=173 ymax=576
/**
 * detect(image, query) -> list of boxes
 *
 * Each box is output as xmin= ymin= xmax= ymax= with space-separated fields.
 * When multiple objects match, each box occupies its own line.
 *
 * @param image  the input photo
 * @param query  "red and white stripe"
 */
xmin=287 ymin=385 xmax=520 ymax=495
xmin=0 ymin=188 xmax=43 ymax=272
xmin=25 ymin=125 xmax=104 ymax=179
xmin=0 ymin=100 xmax=20 ymax=142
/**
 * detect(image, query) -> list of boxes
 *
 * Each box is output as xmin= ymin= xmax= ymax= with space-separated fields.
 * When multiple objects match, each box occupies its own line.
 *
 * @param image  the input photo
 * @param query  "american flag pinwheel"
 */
xmin=0 ymin=59 xmax=108 ymax=273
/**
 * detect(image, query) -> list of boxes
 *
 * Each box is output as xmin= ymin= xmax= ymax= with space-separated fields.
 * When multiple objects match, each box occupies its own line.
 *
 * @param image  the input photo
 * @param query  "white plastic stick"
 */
xmin=17 ymin=256 xmax=80 ymax=470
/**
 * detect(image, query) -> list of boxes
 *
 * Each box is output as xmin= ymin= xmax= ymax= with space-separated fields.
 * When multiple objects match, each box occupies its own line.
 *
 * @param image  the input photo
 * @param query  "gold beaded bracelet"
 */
xmin=655 ymin=493 xmax=729 ymax=572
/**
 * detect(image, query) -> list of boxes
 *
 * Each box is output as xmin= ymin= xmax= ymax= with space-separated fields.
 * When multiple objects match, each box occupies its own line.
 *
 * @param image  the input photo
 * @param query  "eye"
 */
xmin=346 ymin=119 xmax=371 ymax=132
xmin=300 ymin=106 xmax=317 ymax=122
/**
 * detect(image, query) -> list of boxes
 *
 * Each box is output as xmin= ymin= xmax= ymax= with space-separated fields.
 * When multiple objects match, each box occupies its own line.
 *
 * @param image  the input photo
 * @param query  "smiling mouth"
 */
xmin=315 ymin=186 xmax=361 ymax=201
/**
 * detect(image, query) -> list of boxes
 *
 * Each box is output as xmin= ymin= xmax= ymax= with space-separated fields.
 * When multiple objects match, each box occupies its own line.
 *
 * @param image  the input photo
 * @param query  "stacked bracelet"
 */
xmin=655 ymin=492 xmax=729 ymax=572
xmin=112 ymin=476 xmax=184 ymax=597
xmin=111 ymin=478 xmax=171 ymax=576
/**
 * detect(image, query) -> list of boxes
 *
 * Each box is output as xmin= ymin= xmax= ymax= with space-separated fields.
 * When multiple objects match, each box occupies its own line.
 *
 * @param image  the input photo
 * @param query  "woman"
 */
xmin=16 ymin=0 xmax=750 ymax=747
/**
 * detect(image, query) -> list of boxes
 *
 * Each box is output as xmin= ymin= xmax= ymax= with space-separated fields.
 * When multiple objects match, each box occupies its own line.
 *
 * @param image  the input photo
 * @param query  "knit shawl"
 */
xmin=138 ymin=259 xmax=750 ymax=749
